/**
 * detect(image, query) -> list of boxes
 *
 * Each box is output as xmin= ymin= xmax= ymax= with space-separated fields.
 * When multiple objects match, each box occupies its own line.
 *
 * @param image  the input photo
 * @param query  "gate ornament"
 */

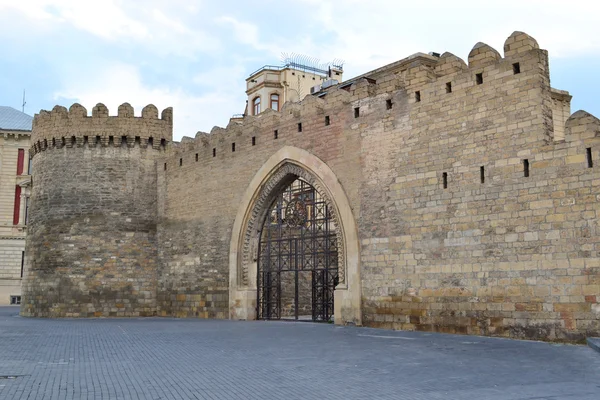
xmin=285 ymin=199 xmax=308 ymax=227
xmin=241 ymin=163 xmax=345 ymax=287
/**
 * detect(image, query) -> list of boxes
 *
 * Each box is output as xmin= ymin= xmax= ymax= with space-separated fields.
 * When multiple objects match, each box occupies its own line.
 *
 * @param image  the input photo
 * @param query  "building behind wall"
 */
xmin=0 ymin=107 xmax=32 ymax=305
xmin=22 ymin=32 xmax=600 ymax=342
xmin=244 ymin=60 xmax=343 ymax=117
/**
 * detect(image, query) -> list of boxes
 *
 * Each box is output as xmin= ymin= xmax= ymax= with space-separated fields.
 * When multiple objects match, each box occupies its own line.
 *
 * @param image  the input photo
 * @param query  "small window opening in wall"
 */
xmin=325 ymin=116 xmax=330 ymax=126
xmin=95 ymin=136 xmax=101 ymax=145
xmin=83 ymin=136 xmax=88 ymax=145
xmin=252 ymin=136 xmax=256 ymax=146
xmin=513 ymin=62 xmax=521 ymax=74
xmin=135 ymin=136 xmax=141 ymax=146
xmin=480 ymin=166 xmax=485 ymax=184
xmin=274 ymin=130 xmax=278 ymax=139
xmin=179 ymin=158 xmax=182 ymax=167
xmin=121 ymin=136 xmax=127 ymax=146
xmin=10 ymin=295 xmax=20 ymax=305
xmin=292 ymin=72 xmax=295 ymax=75
xmin=442 ymin=172 xmax=448 ymax=189
xmin=232 ymin=143 xmax=236 ymax=152
xmin=212 ymin=148 xmax=216 ymax=157
xmin=354 ymin=107 xmax=360 ymax=118
xmin=195 ymin=153 xmax=198 ymax=162
xmin=148 ymin=137 xmax=154 ymax=147
xmin=523 ymin=159 xmax=530 ymax=177
xmin=386 ymin=99 xmax=393 ymax=110
xmin=297 ymin=122 xmax=302 ymax=132
xmin=476 ymin=73 xmax=483 ymax=85
xmin=586 ymin=147 xmax=593 ymax=168
xmin=108 ymin=136 xmax=114 ymax=145
xmin=446 ymin=82 xmax=452 ymax=93
xmin=164 ymin=162 xmax=167 ymax=171
xmin=415 ymin=91 xmax=421 ymax=102
xmin=160 ymin=138 xmax=166 ymax=148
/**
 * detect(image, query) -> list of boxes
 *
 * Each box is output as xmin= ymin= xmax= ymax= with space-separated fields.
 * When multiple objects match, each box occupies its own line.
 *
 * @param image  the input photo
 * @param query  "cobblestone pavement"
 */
xmin=0 ymin=307 xmax=599 ymax=400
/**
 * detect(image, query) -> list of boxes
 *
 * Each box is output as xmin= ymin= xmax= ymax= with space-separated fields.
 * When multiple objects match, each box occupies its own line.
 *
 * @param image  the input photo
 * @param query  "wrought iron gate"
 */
xmin=257 ymin=177 xmax=338 ymax=322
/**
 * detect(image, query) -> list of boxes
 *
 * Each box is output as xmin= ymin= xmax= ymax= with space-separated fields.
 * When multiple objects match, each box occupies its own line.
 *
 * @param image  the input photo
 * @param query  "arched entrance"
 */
xmin=229 ymin=146 xmax=362 ymax=326
xmin=258 ymin=177 xmax=338 ymax=321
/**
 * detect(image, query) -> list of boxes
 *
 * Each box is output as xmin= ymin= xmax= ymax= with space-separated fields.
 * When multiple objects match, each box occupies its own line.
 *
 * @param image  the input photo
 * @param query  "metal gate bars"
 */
xmin=257 ymin=177 xmax=338 ymax=322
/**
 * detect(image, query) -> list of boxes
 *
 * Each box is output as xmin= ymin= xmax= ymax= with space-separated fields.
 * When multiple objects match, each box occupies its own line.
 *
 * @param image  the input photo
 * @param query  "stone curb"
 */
xmin=587 ymin=338 xmax=600 ymax=354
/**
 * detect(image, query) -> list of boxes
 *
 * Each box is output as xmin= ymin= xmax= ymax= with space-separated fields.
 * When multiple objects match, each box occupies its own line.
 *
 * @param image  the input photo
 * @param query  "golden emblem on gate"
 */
xmin=285 ymin=199 xmax=308 ymax=227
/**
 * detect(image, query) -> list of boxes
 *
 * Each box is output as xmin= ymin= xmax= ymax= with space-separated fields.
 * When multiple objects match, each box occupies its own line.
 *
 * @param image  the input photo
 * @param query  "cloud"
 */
xmin=54 ymin=63 xmax=245 ymax=140
xmin=0 ymin=0 xmax=148 ymax=39
xmin=290 ymin=0 xmax=600 ymax=78
xmin=0 ymin=0 xmax=219 ymax=57
xmin=215 ymin=15 xmax=283 ymax=56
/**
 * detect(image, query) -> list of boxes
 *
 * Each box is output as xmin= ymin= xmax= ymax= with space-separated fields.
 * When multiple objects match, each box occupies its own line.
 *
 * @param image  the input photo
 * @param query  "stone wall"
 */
xmin=23 ymin=31 xmax=600 ymax=341
xmin=157 ymin=31 xmax=599 ymax=340
xmin=355 ymin=32 xmax=599 ymax=341
xmin=21 ymin=103 xmax=172 ymax=317
xmin=156 ymin=89 xmax=362 ymax=319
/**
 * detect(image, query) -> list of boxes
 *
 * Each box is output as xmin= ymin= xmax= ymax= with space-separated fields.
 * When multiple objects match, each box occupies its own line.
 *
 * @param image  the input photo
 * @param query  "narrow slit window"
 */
xmin=274 ymin=130 xmax=278 ymax=139
xmin=476 ymin=73 xmax=483 ymax=85
xmin=232 ymin=143 xmax=236 ymax=152
xmin=20 ymin=251 xmax=24 ymax=278
xmin=586 ymin=148 xmax=593 ymax=168
xmin=442 ymin=172 xmax=448 ymax=189
xmin=212 ymin=148 xmax=216 ymax=157
xmin=252 ymin=136 xmax=256 ymax=146
xmin=480 ymin=166 xmax=485 ymax=184
xmin=195 ymin=153 xmax=198 ymax=162
xmin=446 ymin=82 xmax=452 ymax=93
xmin=179 ymin=158 xmax=182 ymax=167
xmin=523 ymin=159 xmax=530 ymax=177
xmin=513 ymin=63 xmax=521 ymax=74
xmin=297 ymin=122 xmax=302 ymax=132
xmin=386 ymin=99 xmax=393 ymax=110
xmin=354 ymin=107 xmax=360 ymax=118
xmin=164 ymin=163 xmax=167 ymax=171
xmin=415 ymin=91 xmax=421 ymax=102
xmin=325 ymin=116 xmax=330 ymax=126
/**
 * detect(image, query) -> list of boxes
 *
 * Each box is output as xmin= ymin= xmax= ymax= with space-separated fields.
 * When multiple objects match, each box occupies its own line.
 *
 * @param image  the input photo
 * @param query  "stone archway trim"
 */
xmin=228 ymin=146 xmax=362 ymax=325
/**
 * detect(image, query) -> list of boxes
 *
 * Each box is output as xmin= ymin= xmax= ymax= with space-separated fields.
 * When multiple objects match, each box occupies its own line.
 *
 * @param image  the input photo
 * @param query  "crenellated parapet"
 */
xmin=165 ymin=31 xmax=561 ymax=168
xmin=30 ymin=102 xmax=173 ymax=156
xmin=564 ymin=110 xmax=600 ymax=141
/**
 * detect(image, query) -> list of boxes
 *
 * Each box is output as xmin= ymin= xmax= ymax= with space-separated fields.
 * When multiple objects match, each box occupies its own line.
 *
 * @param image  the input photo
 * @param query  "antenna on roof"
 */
xmin=21 ymin=90 xmax=26 ymax=113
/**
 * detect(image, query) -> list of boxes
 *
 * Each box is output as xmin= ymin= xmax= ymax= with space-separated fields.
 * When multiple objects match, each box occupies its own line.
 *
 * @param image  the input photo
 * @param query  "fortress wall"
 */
xmin=156 ymin=89 xmax=364 ymax=318
xmin=22 ymin=104 xmax=172 ymax=317
xmin=358 ymin=32 xmax=600 ymax=341
xmin=158 ymin=31 xmax=600 ymax=340
xmin=22 ymin=31 xmax=599 ymax=341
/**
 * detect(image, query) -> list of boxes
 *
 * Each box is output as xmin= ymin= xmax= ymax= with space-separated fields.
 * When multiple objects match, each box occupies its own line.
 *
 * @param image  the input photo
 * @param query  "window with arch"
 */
xmin=253 ymin=97 xmax=261 ymax=115
xmin=270 ymin=93 xmax=280 ymax=112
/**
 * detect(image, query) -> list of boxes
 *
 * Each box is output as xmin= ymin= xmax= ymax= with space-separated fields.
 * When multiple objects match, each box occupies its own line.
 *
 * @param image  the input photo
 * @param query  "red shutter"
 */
xmin=16 ymin=149 xmax=24 ymax=175
xmin=13 ymin=186 xmax=21 ymax=225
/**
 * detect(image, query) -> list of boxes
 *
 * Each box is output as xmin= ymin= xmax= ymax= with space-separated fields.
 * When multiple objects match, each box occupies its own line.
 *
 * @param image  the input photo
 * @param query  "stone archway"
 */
xmin=229 ymin=146 xmax=361 ymax=325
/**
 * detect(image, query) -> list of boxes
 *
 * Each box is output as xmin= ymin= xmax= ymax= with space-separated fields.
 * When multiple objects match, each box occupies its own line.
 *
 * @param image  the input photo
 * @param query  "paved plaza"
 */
xmin=0 ymin=307 xmax=598 ymax=399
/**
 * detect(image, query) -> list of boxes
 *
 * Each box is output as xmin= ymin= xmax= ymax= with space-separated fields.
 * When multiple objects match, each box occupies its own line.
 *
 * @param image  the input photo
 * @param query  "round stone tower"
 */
xmin=21 ymin=102 xmax=172 ymax=317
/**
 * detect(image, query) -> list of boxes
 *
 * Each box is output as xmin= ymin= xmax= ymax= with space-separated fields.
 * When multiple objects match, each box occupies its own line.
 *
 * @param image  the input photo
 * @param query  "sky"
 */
xmin=0 ymin=0 xmax=598 ymax=141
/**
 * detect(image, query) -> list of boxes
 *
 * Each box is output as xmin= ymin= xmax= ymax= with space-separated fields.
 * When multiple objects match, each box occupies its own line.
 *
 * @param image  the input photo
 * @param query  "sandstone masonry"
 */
xmin=22 ymin=32 xmax=600 ymax=342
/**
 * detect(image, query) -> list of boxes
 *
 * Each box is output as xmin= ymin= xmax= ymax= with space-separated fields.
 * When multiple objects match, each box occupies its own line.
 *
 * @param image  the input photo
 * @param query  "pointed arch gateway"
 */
xmin=229 ymin=146 xmax=361 ymax=325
